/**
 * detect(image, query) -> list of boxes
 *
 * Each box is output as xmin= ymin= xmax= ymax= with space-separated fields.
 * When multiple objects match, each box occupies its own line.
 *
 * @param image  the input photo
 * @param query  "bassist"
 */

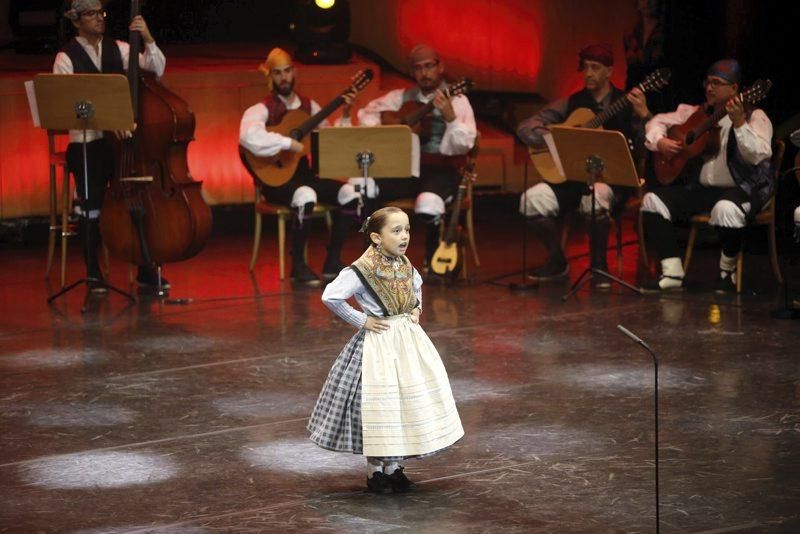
xmin=641 ymin=59 xmax=773 ymax=293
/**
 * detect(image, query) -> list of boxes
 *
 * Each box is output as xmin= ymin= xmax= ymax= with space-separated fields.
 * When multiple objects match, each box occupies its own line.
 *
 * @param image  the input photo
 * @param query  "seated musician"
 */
xmin=53 ymin=0 xmax=167 ymax=292
xmin=239 ymin=48 xmax=361 ymax=285
xmin=517 ymin=44 xmax=651 ymax=287
xmin=641 ymin=59 xmax=773 ymax=292
xmin=356 ymin=44 xmax=477 ymax=269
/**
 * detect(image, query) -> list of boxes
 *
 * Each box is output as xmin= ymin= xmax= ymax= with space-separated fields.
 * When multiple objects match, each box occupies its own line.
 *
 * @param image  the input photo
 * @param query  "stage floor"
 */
xmin=1 ymin=203 xmax=799 ymax=532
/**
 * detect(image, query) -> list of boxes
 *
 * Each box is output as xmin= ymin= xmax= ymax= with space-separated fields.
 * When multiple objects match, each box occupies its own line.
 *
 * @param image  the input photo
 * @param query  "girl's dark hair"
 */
xmin=361 ymin=207 xmax=404 ymax=248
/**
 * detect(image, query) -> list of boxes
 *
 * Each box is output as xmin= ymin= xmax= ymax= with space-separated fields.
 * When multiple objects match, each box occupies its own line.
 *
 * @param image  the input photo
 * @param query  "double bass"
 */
xmin=100 ymin=0 xmax=211 ymax=269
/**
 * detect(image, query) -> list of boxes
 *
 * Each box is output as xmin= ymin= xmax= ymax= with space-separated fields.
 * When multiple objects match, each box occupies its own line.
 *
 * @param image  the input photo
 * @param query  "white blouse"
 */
xmin=321 ymin=266 xmax=423 ymax=329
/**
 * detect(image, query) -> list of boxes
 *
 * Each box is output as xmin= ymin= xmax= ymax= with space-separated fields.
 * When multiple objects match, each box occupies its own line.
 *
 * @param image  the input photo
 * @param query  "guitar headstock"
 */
xmin=350 ymin=69 xmax=375 ymax=92
xmin=447 ymin=78 xmax=474 ymax=98
xmin=742 ymin=79 xmax=772 ymax=104
xmin=639 ymin=68 xmax=671 ymax=93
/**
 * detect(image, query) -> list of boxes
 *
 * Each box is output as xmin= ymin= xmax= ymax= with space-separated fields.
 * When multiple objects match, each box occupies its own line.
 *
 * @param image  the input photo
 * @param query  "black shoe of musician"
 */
xmin=137 ymin=267 xmax=171 ymax=291
xmin=386 ymin=466 xmax=416 ymax=493
xmin=322 ymin=258 xmax=347 ymax=280
xmin=714 ymin=270 xmax=737 ymax=294
xmin=366 ymin=472 xmax=394 ymax=494
xmin=528 ymin=258 xmax=569 ymax=281
xmin=291 ymin=263 xmax=321 ymax=286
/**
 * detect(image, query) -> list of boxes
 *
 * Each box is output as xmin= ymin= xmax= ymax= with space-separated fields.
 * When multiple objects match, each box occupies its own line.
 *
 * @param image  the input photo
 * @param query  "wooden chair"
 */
xmin=682 ymin=139 xmax=785 ymax=293
xmin=45 ymin=130 xmax=76 ymax=287
xmin=389 ymin=136 xmax=482 ymax=278
xmin=249 ymin=186 xmax=334 ymax=279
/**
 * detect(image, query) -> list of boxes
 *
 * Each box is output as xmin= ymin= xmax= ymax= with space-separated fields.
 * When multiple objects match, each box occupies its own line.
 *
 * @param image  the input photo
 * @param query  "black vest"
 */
xmin=61 ymin=37 xmax=125 ymax=74
xmin=566 ymin=86 xmax=634 ymax=141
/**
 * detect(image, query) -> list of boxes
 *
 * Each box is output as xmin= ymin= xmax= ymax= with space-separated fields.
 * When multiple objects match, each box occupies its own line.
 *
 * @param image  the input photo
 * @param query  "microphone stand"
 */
xmin=617 ymin=324 xmax=660 ymax=534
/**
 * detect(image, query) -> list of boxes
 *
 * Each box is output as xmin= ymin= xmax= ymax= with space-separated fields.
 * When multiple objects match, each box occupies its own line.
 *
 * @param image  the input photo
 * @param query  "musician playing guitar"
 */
xmin=356 ymin=44 xmax=477 ymax=270
xmin=641 ymin=59 xmax=774 ymax=293
xmin=517 ymin=44 xmax=652 ymax=287
xmin=54 ymin=0 xmax=167 ymax=293
xmin=239 ymin=48 xmax=362 ymax=285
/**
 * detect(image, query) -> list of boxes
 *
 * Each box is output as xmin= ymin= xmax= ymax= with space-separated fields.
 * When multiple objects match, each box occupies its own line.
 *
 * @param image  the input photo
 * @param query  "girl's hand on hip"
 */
xmin=365 ymin=317 xmax=389 ymax=333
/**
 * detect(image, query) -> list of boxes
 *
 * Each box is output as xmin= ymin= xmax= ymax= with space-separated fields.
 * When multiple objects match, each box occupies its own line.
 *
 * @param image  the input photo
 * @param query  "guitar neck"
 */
xmin=443 ymin=182 xmax=466 ymax=244
xmin=584 ymin=91 xmax=634 ymax=128
xmin=292 ymin=93 xmax=347 ymax=140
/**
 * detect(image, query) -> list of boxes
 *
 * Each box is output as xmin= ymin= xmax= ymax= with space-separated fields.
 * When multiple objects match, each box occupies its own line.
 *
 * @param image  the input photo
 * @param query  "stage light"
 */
xmin=293 ymin=0 xmax=351 ymax=64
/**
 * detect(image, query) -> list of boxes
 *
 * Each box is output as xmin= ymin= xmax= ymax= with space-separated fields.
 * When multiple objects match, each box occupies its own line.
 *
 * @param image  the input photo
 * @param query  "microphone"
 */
xmin=617 ymin=324 xmax=654 ymax=352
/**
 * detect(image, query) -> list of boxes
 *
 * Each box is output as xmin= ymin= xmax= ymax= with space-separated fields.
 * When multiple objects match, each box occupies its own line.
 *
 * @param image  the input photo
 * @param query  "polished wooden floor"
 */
xmin=1 ymin=201 xmax=799 ymax=532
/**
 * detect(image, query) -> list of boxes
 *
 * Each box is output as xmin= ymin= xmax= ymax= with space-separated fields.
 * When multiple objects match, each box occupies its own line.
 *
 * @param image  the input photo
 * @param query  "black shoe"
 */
xmin=528 ymin=259 xmax=569 ymax=281
xmin=291 ymin=263 xmax=321 ymax=286
xmin=137 ymin=268 xmax=171 ymax=291
xmin=386 ymin=466 xmax=416 ymax=493
xmin=321 ymin=258 xmax=347 ymax=280
xmin=641 ymin=275 xmax=685 ymax=293
xmin=366 ymin=472 xmax=394 ymax=494
xmin=714 ymin=271 xmax=737 ymax=294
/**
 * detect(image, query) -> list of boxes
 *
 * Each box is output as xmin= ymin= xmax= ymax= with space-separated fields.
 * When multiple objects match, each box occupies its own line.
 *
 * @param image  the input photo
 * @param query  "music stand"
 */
xmin=31 ymin=74 xmax=136 ymax=306
xmin=313 ymin=125 xmax=415 ymax=214
xmin=549 ymin=126 xmax=643 ymax=300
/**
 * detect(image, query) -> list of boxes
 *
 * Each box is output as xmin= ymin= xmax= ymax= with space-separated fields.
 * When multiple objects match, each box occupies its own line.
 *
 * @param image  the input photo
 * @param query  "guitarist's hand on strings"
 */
xmin=433 ymin=90 xmax=457 ymax=122
xmin=725 ymin=94 xmax=746 ymax=128
xmin=657 ymin=137 xmax=683 ymax=157
xmin=288 ymin=139 xmax=304 ymax=153
xmin=627 ymin=88 xmax=651 ymax=119
xmin=113 ymin=122 xmax=137 ymax=140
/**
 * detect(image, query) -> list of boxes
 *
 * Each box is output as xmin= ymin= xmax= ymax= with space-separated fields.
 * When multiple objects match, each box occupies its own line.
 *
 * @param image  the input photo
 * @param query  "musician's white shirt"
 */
xmin=239 ymin=93 xmax=351 ymax=158
xmin=645 ymin=104 xmax=772 ymax=188
xmin=52 ymin=36 xmax=166 ymax=143
xmin=357 ymin=87 xmax=476 ymax=156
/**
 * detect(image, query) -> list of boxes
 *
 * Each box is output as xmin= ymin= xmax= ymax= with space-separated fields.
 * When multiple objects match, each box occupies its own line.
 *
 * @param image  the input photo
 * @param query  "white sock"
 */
xmin=384 ymin=461 xmax=400 ymax=475
xmin=719 ymin=252 xmax=736 ymax=277
xmin=367 ymin=458 xmax=383 ymax=476
xmin=659 ymin=257 xmax=684 ymax=289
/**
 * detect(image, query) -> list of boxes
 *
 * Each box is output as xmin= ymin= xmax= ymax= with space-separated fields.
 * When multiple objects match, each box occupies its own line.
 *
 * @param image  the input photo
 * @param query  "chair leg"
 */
xmin=460 ymin=243 xmax=468 ymax=280
xmin=466 ymin=207 xmax=480 ymax=267
xmin=560 ymin=216 xmax=570 ymax=252
xmin=278 ymin=214 xmax=286 ymax=280
xmin=250 ymin=210 xmax=262 ymax=272
xmin=683 ymin=223 xmax=698 ymax=273
xmin=325 ymin=209 xmax=332 ymax=233
xmin=767 ymin=220 xmax=783 ymax=285
xmin=736 ymin=250 xmax=744 ymax=294
xmin=46 ymin=164 xmax=57 ymax=276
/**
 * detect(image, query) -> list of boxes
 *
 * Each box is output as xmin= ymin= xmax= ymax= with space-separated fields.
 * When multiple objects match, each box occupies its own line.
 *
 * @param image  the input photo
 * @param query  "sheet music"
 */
xmin=543 ymin=132 xmax=565 ymax=178
xmin=24 ymin=80 xmax=40 ymax=127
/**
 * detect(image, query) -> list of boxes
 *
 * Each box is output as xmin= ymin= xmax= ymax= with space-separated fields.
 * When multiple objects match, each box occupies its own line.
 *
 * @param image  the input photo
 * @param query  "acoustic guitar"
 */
xmin=653 ymin=79 xmax=772 ymax=185
xmin=381 ymin=78 xmax=474 ymax=145
xmin=529 ymin=68 xmax=671 ymax=184
xmin=242 ymin=69 xmax=373 ymax=187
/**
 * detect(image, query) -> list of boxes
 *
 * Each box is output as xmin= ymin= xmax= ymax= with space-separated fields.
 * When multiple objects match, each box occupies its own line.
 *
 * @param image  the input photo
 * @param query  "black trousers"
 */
xmin=550 ymin=180 xmax=633 ymax=218
xmin=371 ymin=163 xmax=461 ymax=208
xmin=66 ymin=138 xmax=114 ymax=213
xmin=259 ymin=158 xmax=344 ymax=206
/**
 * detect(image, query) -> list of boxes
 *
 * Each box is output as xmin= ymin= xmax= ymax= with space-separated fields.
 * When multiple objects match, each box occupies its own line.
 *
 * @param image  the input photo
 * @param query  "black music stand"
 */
xmin=549 ymin=126 xmax=643 ymax=300
xmin=31 ymin=74 xmax=136 ymax=308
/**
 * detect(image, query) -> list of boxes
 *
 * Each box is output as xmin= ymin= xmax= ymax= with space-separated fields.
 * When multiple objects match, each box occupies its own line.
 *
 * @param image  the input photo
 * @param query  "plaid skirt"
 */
xmin=307 ymin=317 xmax=463 ymax=460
